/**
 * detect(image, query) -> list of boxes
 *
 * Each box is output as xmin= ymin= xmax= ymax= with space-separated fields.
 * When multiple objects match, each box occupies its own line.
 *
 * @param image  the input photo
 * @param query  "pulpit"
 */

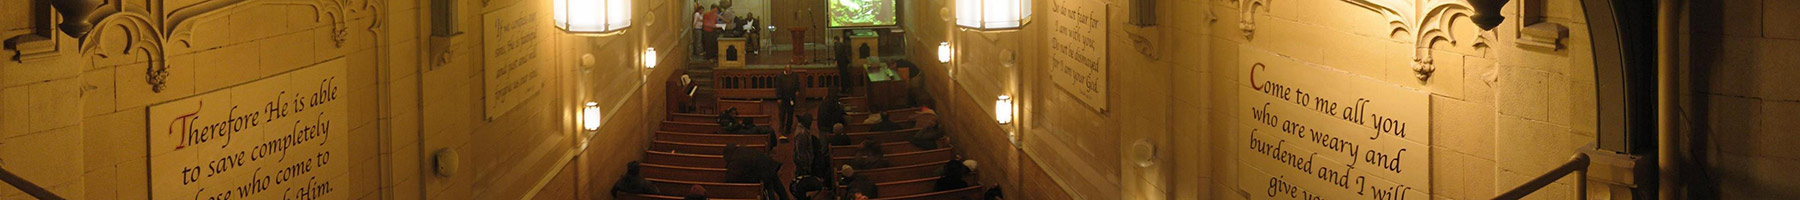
xmin=718 ymin=37 xmax=747 ymax=68
xmin=788 ymin=27 xmax=807 ymax=64
xmin=849 ymin=30 xmax=879 ymax=64
xmin=865 ymin=65 xmax=906 ymax=111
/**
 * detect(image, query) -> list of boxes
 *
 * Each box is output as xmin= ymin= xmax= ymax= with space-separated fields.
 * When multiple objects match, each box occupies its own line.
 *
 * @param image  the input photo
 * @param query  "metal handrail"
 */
xmin=1494 ymin=153 xmax=1589 ymax=200
xmin=0 ymin=166 xmax=63 ymax=199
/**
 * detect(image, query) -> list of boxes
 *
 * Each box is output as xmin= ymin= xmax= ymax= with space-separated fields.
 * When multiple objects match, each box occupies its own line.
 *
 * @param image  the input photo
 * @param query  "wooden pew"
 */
xmin=872 ymin=185 xmax=983 ymax=200
xmin=830 ymin=141 xmax=928 ymax=157
xmin=652 ymin=140 xmax=767 ymax=155
xmin=653 ymin=131 xmax=767 ymax=146
xmin=623 ymin=194 xmax=753 ymax=200
xmin=844 ymin=120 xmax=917 ymax=133
xmin=844 ymin=128 xmax=924 ymax=143
xmin=644 ymin=151 xmax=726 ymax=168
xmin=840 ymin=177 xmax=943 ymax=198
xmin=833 ymin=148 xmax=956 ymax=168
xmin=648 ymin=178 xmax=762 ymax=199
xmin=668 ymin=113 xmax=773 ymax=124
xmin=717 ymin=100 xmax=765 ymax=114
xmin=859 ymin=161 xmax=951 ymax=183
xmin=847 ymin=107 xmax=927 ymax=123
xmin=840 ymin=96 xmax=870 ymax=112
xmin=640 ymin=163 xmax=731 ymax=183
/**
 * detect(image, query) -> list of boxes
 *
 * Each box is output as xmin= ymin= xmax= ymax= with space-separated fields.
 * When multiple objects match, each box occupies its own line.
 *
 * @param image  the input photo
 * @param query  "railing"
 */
xmin=1494 ymin=153 xmax=1589 ymax=200
xmin=0 ymin=166 xmax=64 ymax=199
xmin=713 ymin=68 xmax=860 ymax=99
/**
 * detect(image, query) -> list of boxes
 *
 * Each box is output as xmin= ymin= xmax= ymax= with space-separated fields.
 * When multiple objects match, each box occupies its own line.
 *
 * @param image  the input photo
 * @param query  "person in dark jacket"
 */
xmin=834 ymin=31 xmax=856 ymax=94
xmin=792 ymin=127 xmax=835 ymax=193
xmin=610 ymin=161 xmax=661 ymax=197
xmin=933 ymin=158 xmax=973 ymax=191
xmin=829 ymin=123 xmax=853 ymax=146
xmin=816 ymin=91 xmax=847 ymax=132
xmin=724 ymin=144 xmax=789 ymax=200
xmin=776 ymin=66 xmax=802 ymax=136
xmin=717 ymin=107 xmax=740 ymax=131
xmin=839 ymin=165 xmax=879 ymax=200
xmin=850 ymin=140 xmax=889 ymax=169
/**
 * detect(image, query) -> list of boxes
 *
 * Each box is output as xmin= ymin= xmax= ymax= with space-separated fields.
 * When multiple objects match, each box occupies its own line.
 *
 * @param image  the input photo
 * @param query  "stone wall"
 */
xmin=906 ymin=0 xmax=1603 ymax=199
xmin=0 ymin=0 xmax=686 ymax=199
xmin=1686 ymin=0 xmax=1800 ymax=199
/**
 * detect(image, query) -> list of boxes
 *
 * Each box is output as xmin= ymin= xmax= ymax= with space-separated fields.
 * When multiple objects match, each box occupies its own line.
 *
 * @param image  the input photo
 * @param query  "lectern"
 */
xmin=718 ymin=37 xmax=747 ymax=68
xmin=849 ymin=30 xmax=880 ymax=65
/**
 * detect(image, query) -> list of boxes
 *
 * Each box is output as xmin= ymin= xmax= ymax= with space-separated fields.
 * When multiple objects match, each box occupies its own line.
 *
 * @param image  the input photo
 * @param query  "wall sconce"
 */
xmin=956 ymin=0 xmax=1033 ymax=30
xmin=643 ymin=48 xmax=658 ymax=69
xmin=1468 ymin=0 xmax=1512 ymax=30
xmin=995 ymin=95 xmax=1014 ymax=125
xmin=583 ymin=102 xmax=602 ymax=131
xmin=554 ymin=0 xmax=632 ymax=35
xmin=937 ymin=42 xmax=953 ymax=63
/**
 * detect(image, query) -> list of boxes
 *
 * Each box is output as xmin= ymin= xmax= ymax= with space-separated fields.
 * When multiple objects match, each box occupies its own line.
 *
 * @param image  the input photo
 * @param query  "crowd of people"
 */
xmin=611 ymin=2 xmax=988 ymax=198
xmin=693 ymin=2 xmax=762 ymax=61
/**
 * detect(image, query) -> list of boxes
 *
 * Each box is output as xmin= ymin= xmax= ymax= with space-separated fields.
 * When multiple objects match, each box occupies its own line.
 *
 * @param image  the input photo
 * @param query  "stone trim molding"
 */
xmin=61 ymin=0 xmax=372 ymax=93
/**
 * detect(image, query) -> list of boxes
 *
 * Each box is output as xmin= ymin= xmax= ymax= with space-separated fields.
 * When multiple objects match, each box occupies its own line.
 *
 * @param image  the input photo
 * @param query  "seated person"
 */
xmin=685 ymin=185 xmax=708 ymax=200
xmin=851 ymin=140 xmax=890 ymax=169
xmin=909 ymin=108 xmax=944 ymax=149
xmin=839 ymin=165 xmax=879 ymax=200
xmin=869 ymin=114 xmax=905 ymax=132
xmin=610 ymin=161 xmax=661 ymax=197
xmin=717 ymin=107 xmax=741 ymax=130
xmin=829 ymin=123 xmax=854 ymax=146
xmin=934 ymin=158 xmax=974 ymax=191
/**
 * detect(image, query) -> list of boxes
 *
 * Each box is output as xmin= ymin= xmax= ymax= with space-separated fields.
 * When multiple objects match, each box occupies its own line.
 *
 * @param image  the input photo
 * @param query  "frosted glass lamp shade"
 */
xmin=995 ymin=95 xmax=1013 ymax=125
xmin=555 ymin=0 xmax=632 ymax=34
xmin=583 ymin=102 xmax=602 ymax=131
xmin=956 ymin=0 xmax=1031 ymax=30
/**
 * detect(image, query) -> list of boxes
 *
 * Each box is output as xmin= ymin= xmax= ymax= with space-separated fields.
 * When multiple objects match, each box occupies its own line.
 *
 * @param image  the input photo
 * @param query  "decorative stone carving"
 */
xmin=1337 ymin=0 xmax=1492 ymax=81
xmin=60 ymin=0 xmax=368 ymax=93
xmin=1238 ymin=0 xmax=1268 ymax=40
xmin=81 ymin=12 xmax=169 ymax=92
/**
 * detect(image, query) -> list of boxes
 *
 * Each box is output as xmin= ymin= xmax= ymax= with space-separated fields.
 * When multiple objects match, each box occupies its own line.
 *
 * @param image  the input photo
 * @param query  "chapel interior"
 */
xmin=0 ymin=0 xmax=1797 ymax=199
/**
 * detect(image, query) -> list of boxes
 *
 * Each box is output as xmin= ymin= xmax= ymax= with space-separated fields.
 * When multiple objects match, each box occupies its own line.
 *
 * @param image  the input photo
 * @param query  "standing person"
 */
xmin=816 ymin=91 xmax=846 ymax=133
xmin=776 ymin=65 xmax=802 ymax=136
xmin=702 ymin=6 xmax=721 ymax=60
xmin=833 ymin=31 xmax=856 ymax=94
xmin=792 ymin=127 xmax=833 ymax=187
xmin=692 ymin=5 xmax=704 ymax=56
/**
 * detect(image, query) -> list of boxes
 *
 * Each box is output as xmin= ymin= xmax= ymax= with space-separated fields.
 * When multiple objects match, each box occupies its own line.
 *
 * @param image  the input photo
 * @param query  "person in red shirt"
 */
xmin=702 ymin=6 xmax=721 ymax=60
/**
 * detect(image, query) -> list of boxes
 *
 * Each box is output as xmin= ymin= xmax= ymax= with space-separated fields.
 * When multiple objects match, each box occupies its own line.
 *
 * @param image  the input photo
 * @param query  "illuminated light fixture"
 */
xmin=956 ymin=0 xmax=1032 ymax=30
xmin=643 ymin=48 xmax=658 ymax=69
xmin=583 ymin=102 xmax=602 ymax=131
xmin=995 ymin=95 xmax=1013 ymax=125
xmin=937 ymin=42 xmax=953 ymax=63
xmin=554 ymin=0 xmax=632 ymax=35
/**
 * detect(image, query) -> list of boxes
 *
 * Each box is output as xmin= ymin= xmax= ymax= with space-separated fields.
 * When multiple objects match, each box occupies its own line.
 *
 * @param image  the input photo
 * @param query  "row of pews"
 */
xmin=626 ymin=107 xmax=981 ymax=200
